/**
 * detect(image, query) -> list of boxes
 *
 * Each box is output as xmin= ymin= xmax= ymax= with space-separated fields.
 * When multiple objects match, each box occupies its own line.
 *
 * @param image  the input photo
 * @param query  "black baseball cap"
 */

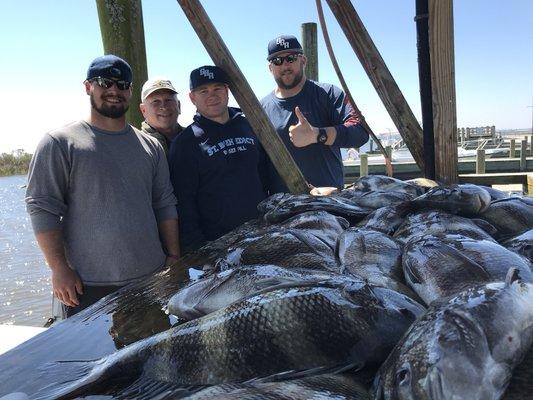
xmin=189 ymin=65 xmax=230 ymax=90
xmin=267 ymin=35 xmax=303 ymax=61
xmin=86 ymin=54 xmax=132 ymax=82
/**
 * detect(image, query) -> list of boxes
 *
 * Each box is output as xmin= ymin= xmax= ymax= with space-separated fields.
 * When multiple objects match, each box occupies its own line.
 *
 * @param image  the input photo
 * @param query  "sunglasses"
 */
xmin=270 ymin=53 xmax=301 ymax=66
xmin=90 ymin=77 xmax=132 ymax=91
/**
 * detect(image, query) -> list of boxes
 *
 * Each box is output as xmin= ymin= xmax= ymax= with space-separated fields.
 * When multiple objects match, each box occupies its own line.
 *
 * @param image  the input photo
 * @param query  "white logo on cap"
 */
xmin=199 ymin=68 xmax=214 ymax=79
xmin=276 ymin=37 xmax=290 ymax=49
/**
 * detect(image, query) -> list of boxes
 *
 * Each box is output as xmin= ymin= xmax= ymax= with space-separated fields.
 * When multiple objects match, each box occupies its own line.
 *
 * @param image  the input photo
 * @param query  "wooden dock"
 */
xmin=344 ymin=156 xmax=533 ymax=194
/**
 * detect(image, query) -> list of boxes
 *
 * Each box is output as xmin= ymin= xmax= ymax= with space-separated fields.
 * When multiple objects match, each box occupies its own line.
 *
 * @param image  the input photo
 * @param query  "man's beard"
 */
xmin=90 ymin=94 xmax=129 ymax=119
xmin=275 ymin=66 xmax=304 ymax=90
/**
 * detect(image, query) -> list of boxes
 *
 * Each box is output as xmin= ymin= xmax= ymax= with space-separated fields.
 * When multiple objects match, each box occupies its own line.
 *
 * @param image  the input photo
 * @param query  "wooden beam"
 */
xmin=459 ymin=172 xmax=533 ymax=194
xmin=177 ymin=0 xmax=309 ymax=194
xmin=325 ymin=0 xmax=425 ymax=170
xmin=95 ymin=0 xmax=148 ymax=128
xmin=301 ymin=23 xmax=319 ymax=81
xmin=429 ymin=0 xmax=458 ymax=184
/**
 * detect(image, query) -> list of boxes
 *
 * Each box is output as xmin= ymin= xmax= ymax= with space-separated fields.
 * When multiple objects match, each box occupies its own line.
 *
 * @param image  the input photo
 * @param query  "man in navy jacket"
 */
xmin=261 ymin=35 xmax=370 ymax=192
xmin=168 ymin=66 xmax=268 ymax=252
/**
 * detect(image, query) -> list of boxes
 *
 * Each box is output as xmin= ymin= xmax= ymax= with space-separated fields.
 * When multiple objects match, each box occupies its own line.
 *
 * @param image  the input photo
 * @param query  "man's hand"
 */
xmin=52 ymin=264 xmax=83 ymax=307
xmin=310 ymin=186 xmax=339 ymax=196
xmin=288 ymin=107 xmax=318 ymax=147
xmin=164 ymin=256 xmax=180 ymax=268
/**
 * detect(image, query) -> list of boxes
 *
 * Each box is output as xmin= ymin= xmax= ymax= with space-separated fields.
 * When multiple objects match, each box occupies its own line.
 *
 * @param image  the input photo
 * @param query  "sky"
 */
xmin=0 ymin=0 xmax=532 ymax=153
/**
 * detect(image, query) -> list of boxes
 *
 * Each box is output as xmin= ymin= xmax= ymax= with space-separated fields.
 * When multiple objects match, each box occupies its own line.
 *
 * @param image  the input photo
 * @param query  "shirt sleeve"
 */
xmin=25 ymin=134 xmax=69 ymax=233
xmin=327 ymin=85 xmax=370 ymax=149
xmin=168 ymin=133 xmax=206 ymax=251
xmin=150 ymin=140 xmax=178 ymax=223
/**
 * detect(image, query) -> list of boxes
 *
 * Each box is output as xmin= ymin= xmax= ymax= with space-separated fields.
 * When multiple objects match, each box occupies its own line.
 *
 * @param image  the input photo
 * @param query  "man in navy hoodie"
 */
xmin=168 ymin=66 xmax=268 ymax=252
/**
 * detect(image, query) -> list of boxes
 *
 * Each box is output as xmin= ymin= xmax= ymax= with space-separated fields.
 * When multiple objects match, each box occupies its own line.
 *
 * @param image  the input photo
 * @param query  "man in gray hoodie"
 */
xmin=25 ymin=55 xmax=180 ymax=317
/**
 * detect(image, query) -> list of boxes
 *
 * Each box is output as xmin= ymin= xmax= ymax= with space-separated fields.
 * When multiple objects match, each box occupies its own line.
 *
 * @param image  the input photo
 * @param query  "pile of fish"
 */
xmin=31 ymin=176 xmax=533 ymax=399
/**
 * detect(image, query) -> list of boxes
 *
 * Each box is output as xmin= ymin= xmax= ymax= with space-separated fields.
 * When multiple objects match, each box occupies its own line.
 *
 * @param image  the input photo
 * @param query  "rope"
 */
xmin=315 ymin=0 xmax=393 ymax=176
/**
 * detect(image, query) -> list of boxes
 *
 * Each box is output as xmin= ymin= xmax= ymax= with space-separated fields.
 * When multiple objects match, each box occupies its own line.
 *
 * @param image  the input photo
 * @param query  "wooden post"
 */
xmin=177 ymin=0 xmax=309 ymax=194
xmin=520 ymin=140 xmax=527 ymax=171
xmin=386 ymin=145 xmax=392 ymax=159
xmin=476 ymin=149 xmax=485 ymax=174
xmin=325 ymin=0 xmax=424 ymax=170
xmin=360 ymin=153 xmax=369 ymax=176
xmin=510 ymin=139 xmax=516 ymax=158
xmin=95 ymin=0 xmax=147 ymax=128
xmin=428 ymin=0 xmax=458 ymax=184
xmin=301 ymin=23 xmax=318 ymax=81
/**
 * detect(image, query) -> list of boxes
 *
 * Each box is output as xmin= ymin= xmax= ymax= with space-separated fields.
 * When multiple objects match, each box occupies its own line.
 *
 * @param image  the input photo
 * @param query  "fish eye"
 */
xmin=396 ymin=364 xmax=411 ymax=386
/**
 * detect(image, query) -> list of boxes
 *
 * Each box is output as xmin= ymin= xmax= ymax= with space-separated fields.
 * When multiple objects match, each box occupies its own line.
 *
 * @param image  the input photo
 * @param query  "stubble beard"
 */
xmin=275 ymin=66 xmax=304 ymax=90
xmin=90 ymin=94 xmax=129 ymax=119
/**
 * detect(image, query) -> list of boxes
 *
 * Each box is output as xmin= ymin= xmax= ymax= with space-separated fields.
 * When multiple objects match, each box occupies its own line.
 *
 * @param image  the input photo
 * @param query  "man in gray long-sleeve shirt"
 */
xmin=25 ymin=55 xmax=181 ymax=317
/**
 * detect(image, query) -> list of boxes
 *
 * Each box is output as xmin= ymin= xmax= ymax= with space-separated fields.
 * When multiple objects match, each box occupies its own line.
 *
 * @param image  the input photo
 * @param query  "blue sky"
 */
xmin=0 ymin=0 xmax=532 ymax=153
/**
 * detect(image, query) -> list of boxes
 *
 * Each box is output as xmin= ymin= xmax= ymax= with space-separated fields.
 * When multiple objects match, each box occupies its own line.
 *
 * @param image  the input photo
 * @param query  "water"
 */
xmin=0 ymin=175 xmax=51 ymax=327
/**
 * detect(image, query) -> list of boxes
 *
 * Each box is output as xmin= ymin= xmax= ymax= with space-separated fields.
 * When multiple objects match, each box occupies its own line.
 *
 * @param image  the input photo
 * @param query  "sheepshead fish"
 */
xmin=481 ymin=197 xmax=533 ymax=239
xmin=260 ymin=194 xmax=371 ymax=224
xmin=341 ymin=190 xmax=416 ymax=210
xmin=356 ymin=203 xmax=414 ymax=236
xmin=337 ymin=228 xmax=404 ymax=282
xmin=393 ymin=210 xmax=498 ymax=244
xmin=351 ymin=175 xmax=424 ymax=196
xmin=502 ymin=229 xmax=533 ymax=263
xmin=184 ymin=373 xmax=372 ymax=399
xmin=277 ymin=211 xmax=349 ymax=250
xmin=373 ymin=271 xmax=533 ymax=400
xmin=39 ymin=282 xmax=424 ymax=399
xmin=167 ymin=265 xmax=346 ymax=320
xmin=405 ymin=177 xmax=439 ymax=190
xmin=403 ymin=234 xmax=533 ymax=305
xmin=411 ymin=184 xmax=492 ymax=216
xmin=217 ymin=229 xmax=339 ymax=272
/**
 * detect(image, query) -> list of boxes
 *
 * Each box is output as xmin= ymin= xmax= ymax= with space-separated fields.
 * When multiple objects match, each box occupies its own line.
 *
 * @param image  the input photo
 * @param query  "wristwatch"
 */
xmin=317 ymin=128 xmax=328 ymax=145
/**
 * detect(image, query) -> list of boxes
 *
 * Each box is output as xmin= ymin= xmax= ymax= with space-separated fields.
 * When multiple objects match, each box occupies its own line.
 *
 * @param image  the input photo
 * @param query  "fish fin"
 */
xmin=253 ymin=276 xmax=304 ymax=291
xmin=33 ymin=359 xmax=106 ymax=400
xmin=505 ymin=267 xmax=521 ymax=286
xmin=403 ymin=261 xmax=423 ymax=285
xmin=471 ymin=218 xmax=499 ymax=237
xmin=116 ymin=376 xmax=197 ymax=400
xmin=244 ymin=362 xmax=364 ymax=385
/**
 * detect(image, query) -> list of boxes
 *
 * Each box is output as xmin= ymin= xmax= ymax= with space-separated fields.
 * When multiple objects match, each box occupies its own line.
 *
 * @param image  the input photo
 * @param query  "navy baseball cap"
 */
xmin=86 ymin=55 xmax=132 ymax=82
xmin=189 ymin=65 xmax=229 ymax=90
xmin=267 ymin=35 xmax=303 ymax=61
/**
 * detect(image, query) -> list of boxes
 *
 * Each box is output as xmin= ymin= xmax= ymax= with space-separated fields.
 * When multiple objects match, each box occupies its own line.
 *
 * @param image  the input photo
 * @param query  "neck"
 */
xmin=88 ymin=111 xmax=127 ymax=132
xmin=159 ymin=124 xmax=179 ymax=139
xmin=204 ymin=109 xmax=230 ymax=125
xmin=275 ymin=77 xmax=307 ymax=99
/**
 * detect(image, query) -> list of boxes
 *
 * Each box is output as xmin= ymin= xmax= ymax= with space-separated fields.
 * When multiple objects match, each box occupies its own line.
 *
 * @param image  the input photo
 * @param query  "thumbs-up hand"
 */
xmin=288 ymin=106 xmax=318 ymax=147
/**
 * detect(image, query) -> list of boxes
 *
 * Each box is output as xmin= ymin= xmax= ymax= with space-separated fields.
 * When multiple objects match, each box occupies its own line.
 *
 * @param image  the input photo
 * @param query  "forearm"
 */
xmin=158 ymin=218 xmax=181 ymax=257
xmin=35 ymin=229 xmax=70 ymax=272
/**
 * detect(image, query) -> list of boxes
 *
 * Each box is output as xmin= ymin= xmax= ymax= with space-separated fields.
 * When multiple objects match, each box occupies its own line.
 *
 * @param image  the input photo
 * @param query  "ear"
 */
xmin=84 ymin=80 xmax=92 ymax=95
xmin=268 ymin=62 xmax=274 ymax=74
xmin=189 ymin=91 xmax=196 ymax=106
xmin=139 ymin=103 xmax=146 ymax=117
xmin=177 ymin=99 xmax=181 ymax=114
xmin=301 ymin=54 xmax=308 ymax=67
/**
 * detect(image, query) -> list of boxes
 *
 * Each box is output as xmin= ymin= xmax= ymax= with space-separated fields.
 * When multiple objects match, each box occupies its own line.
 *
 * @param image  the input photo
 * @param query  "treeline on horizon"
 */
xmin=0 ymin=151 xmax=32 ymax=176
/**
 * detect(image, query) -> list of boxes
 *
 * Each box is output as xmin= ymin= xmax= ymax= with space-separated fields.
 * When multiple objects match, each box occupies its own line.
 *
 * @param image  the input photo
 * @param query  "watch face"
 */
xmin=318 ymin=129 xmax=328 ymax=144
